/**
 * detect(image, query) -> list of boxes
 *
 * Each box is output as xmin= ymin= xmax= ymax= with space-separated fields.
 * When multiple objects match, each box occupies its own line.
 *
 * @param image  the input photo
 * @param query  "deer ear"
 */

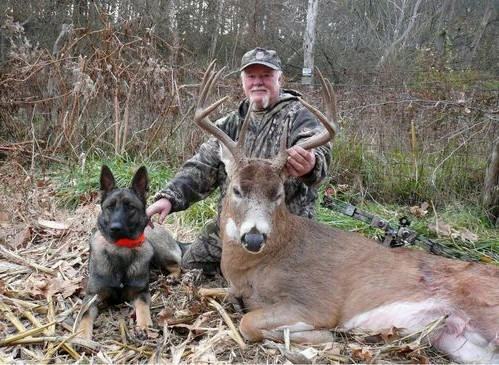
xmin=131 ymin=166 xmax=149 ymax=201
xmin=219 ymin=143 xmax=235 ymax=178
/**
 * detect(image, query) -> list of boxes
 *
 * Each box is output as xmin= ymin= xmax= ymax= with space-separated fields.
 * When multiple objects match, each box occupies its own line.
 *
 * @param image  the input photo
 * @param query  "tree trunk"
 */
xmin=302 ymin=0 xmax=318 ymax=85
xmin=467 ymin=1 xmax=493 ymax=68
xmin=484 ymin=137 xmax=499 ymax=227
xmin=377 ymin=0 xmax=422 ymax=69
xmin=209 ymin=0 xmax=226 ymax=59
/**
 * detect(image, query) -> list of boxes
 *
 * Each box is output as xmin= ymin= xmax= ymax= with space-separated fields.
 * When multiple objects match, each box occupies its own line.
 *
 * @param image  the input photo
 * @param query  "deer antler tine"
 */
xmin=205 ymin=66 xmax=227 ymax=103
xmin=315 ymin=67 xmax=331 ymax=104
xmin=297 ymin=98 xmax=336 ymax=150
xmin=194 ymin=62 xmax=239 ymax=158
xmin=235 ymin=101 xmax=253 ymax=153
xmin=272 ymin=120 xmax=289 ymax=170
xmin=198 ymin=61 xmax=218 ymax=108
xmin=196 ymin=96 xmax=229 ymax=121
xmin=326 ymin=78 xmax=337 ymax=118
xmin=296 ymin=69 xmax=338 ymax=150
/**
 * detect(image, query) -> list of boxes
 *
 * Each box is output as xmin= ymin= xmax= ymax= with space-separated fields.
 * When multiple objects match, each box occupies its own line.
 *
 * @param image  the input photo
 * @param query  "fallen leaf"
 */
xmin=453 ymin=227 xmax=478 ymax=242
xmin=0 ymin=211 xmax=10 ymax=226
xmin=157 ymin=308 xmax=173 ymax=326
xmin=352 ymin=347 xmax=373 ymax=362
xmin=380 ymin=326 xmax=401 ymax=342
xmin=409 ymin=202 xmax=429 ymax=218
xmin=9 ymin=227 xmax=31 ymax=249
xmin=428 ymin=219 xmax=452 ymax=237
xmin=38 ymin=218 xmax=70 ymax=230
xmin=337 ymin=184 xmax=350 ymax=193
xmin=25 ymin=275 xmax=83 ymax=298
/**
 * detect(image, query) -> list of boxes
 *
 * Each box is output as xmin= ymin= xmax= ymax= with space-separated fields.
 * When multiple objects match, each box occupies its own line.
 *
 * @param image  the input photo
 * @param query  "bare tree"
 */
xmin=377 ymin=0 xmax=423 ymax=68
xmin=302 ymin=0 xmax=318 ymax=84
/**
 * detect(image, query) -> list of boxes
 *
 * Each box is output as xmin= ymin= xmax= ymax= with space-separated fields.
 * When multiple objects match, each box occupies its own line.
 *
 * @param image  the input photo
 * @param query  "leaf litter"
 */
xmin=0 ymin=160 xmax=452 ymax=363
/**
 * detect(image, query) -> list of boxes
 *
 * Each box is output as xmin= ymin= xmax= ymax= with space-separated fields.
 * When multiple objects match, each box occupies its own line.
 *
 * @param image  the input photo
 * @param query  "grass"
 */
xmin=50 ymin=154 xmax=219 ymax=230
xmin=49 ymin=155 xmax=498 ymax=265
xmin=329 ymin=133 xmax=487 ymax=206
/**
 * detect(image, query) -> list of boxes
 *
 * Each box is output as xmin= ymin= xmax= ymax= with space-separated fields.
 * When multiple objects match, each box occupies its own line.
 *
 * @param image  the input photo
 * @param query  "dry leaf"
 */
xmin=428 ymin=219 xmax=452 ymax=237
xmin=38 ymin=218 xmax=70 ymax=230
xmin=352 ymin=347 xmax=374 ymax=362
xmin=9 ymin=227 xmax=31 ymax=249
xmin=157 ymin=308 xmax=173 ymax=326
xmin=453 ymin=227 xmax=478 ymax=242
xmin=25 ymin=275 xmax=83 ymax=298
xmin=409 ymin=202 xmax=429 ymax=218
xmin=380 ymin=326 xmax=400 ymax=342
xmin=0 ymin=211 xmax=10 ymax=226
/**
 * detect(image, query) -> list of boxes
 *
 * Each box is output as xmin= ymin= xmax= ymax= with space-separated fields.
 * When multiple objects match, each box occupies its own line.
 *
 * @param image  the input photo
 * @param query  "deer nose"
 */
xmin=241 ymin=231 xmax=267 ymax=253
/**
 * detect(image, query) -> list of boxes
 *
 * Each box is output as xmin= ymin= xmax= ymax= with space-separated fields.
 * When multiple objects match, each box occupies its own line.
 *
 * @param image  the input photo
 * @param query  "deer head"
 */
xmin=194 ymin=60 xmax=338 ymax=254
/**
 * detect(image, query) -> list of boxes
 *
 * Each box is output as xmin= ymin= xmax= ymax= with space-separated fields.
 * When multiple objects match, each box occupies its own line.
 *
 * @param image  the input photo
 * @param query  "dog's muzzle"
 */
xmin=241 ymin=230 xmax=267 ymax=253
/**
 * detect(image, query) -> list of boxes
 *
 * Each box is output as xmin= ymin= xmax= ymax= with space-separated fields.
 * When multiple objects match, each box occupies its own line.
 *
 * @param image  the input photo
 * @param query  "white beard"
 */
xmin=250 ymin=93 xmax=270 ymax=110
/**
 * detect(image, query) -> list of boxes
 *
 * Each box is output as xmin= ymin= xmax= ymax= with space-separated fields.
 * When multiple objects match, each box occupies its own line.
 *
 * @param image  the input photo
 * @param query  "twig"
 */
xmin=0 ymin=245 xmax=55 ymax=275
xmin=0 ymin=301 xmax=28 ymax=332
xmin=0 ymin=321 xmax=57 ymax=346
xmin=207 ymin=297 xmax=246 ymax=350
xmin=108 ymin=340 xmax=154 ymax=356
xmin=23 ymin=310 xmax=80 ymax=361
xmin=42 ymin=331 xmax=81 ymax=363
xmin=72 ymin=294 xmax=98 ymax=333
xmin=198 ymin=287 xmax=229 ymax=299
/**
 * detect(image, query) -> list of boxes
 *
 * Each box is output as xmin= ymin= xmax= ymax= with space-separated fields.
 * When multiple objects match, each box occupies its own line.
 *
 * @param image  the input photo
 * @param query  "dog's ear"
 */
xmin=100 ymin=165 xmax=116 ymax=194
xmin=131 ymin=166 xmax=148 ymax=201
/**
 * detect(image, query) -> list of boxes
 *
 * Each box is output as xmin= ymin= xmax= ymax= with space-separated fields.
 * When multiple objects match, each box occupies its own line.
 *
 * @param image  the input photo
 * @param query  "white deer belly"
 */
xmin=343 ymin=299 xmax=498 ymax=363
xmin=342 ymin=299 xmax=450 ymax=332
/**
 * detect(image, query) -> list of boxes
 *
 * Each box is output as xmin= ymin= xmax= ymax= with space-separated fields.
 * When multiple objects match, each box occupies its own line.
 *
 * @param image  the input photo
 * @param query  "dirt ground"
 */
xmin=0 ymin=159 xmax=450 ymax=364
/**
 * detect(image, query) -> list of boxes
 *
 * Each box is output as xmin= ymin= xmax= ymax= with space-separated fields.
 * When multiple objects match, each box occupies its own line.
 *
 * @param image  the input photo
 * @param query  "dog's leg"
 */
xmin=134 ymin=292 xmax=153 ymax=339
xmin=166 ymin=264 xmax=181 ymax=280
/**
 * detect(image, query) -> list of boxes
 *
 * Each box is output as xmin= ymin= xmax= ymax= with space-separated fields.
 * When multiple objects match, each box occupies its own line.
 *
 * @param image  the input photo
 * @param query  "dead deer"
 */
xmin=194 ymin=61 xmax=499 ymax=364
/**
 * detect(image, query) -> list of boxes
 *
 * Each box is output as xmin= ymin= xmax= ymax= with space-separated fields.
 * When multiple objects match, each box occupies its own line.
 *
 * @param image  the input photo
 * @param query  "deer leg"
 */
xmin=240 ymin=305 xmax=334 ymax=344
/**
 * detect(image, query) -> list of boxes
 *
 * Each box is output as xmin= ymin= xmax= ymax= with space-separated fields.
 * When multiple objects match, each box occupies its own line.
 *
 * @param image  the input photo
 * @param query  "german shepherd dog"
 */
xmin=75 ymin=165 xmax=182 ymax=340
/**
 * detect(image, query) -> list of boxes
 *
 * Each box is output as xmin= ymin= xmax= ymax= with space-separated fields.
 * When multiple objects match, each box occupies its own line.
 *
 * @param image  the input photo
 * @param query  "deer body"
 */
xmin=219 ymin=161 xmax=499 ymax=363
xmin=193 ymin=62 xmax=499 ymax=363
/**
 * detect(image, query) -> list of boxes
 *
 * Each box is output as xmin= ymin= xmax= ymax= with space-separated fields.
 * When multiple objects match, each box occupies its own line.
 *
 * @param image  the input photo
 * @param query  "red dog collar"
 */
xmin=115 ymin=233 xmax=146 ymax=248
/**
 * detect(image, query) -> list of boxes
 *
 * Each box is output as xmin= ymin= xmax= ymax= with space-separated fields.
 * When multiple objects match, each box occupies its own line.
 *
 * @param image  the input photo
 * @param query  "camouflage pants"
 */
xmin=181 ymin=220 xmax=222 ymax=275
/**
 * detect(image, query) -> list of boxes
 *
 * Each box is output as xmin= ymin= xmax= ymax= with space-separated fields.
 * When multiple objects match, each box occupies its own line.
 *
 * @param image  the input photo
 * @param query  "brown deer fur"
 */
xmin=194 ymin=62 xmax=499 ymax=363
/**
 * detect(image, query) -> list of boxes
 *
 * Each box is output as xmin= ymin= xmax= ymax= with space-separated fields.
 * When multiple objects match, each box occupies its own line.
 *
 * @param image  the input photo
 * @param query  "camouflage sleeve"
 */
xmin=154 ymin=114 xmax=238 ymax=212
xmin=289 ymin=106 xmax=332 ymax=187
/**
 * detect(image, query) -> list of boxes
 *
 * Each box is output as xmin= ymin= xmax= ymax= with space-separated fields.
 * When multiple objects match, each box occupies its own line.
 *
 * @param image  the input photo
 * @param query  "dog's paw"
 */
xmin=134 ymin=325 xmax=156 ymax=340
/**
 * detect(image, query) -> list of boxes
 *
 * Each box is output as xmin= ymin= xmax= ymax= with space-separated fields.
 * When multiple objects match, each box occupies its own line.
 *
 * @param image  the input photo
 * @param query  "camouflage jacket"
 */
xmin=155 ymin=89 xmax=331 ymax=221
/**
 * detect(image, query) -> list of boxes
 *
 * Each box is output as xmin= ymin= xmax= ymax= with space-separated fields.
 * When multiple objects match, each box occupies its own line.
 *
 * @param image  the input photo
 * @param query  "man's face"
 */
xmin=241 ymin=64 xmax=281 ymax=110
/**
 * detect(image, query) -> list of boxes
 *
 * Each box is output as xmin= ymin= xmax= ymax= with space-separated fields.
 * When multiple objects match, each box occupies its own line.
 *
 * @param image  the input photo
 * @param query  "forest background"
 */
xmin=0 ymin=0 xmax=498 ymax=242
xmin=0 ymin=1 xmax=498 ymax=363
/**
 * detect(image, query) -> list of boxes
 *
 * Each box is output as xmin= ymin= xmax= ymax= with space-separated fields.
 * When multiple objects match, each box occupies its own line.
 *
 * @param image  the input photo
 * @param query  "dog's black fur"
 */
xmin=75 ymin=165 xmax=182 ymax=340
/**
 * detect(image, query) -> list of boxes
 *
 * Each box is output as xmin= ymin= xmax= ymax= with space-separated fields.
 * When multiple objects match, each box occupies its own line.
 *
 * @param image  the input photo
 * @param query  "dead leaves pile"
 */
xmin=0 ymin=162 xmax=452 ymax=364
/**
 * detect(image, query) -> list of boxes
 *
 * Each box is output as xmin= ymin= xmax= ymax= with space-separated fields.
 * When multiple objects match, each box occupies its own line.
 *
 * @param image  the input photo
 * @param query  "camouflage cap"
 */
xmin=240 ymin=47 xmax=281 ymax=71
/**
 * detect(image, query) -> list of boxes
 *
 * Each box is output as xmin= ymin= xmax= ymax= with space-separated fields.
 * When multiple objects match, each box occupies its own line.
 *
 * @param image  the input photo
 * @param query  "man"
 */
xmin=147 ymin=47 xmax=331 ymax=275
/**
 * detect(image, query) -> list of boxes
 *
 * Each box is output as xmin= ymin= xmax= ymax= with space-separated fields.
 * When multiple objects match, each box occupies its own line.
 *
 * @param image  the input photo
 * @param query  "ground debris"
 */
xmin=0 ymin=160 xmax=451 ymax=363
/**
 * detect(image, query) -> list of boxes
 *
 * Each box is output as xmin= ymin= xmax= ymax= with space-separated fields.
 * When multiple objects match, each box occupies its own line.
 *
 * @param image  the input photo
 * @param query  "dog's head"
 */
xmin=97 ymin=165 xmax=150 ymax=243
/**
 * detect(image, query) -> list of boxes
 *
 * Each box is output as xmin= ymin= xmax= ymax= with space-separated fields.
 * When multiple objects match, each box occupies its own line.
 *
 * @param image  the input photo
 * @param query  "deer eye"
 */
xmin=232 ymin=187 xmax=242 ymax=198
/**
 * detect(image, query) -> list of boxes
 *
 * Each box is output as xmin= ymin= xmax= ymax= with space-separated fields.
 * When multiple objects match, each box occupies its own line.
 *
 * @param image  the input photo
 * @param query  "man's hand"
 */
xmin=286 ymin=145 xmax=316 ymax=177
xmin=146 ymin=198 xmax=172 ymax=228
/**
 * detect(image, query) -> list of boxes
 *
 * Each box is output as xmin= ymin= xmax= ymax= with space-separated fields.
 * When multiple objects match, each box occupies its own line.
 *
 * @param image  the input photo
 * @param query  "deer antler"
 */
xmin=297 ymin=67 xmax=338 ymax=150
xmin=194 ymin=60 xmax=254 ymax=161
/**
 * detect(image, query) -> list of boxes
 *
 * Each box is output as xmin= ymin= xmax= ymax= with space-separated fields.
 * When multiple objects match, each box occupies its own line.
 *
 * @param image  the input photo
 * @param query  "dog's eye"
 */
xmin=232 ymin=187 xmax=242 ymax=198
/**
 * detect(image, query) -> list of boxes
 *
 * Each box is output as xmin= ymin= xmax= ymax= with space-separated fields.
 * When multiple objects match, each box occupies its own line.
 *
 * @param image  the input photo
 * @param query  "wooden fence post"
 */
xmin=484 ymin=137 xmax=499 ymax=226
